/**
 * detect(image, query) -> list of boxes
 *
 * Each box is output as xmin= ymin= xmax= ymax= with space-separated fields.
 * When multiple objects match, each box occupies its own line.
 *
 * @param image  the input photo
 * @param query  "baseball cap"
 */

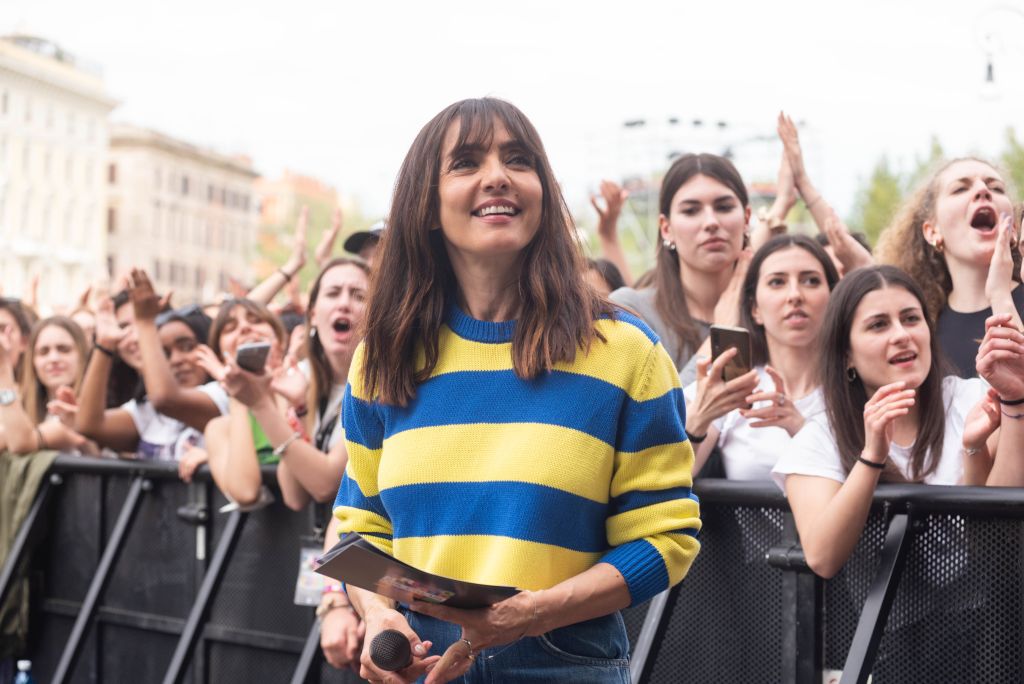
xmin=343 ymin=220 xmax=386 ymax=255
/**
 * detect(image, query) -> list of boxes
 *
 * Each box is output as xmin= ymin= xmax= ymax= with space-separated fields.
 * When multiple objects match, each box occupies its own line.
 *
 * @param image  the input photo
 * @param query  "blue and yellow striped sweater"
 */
xmin=333 ymin=305 xmax=701 ymax=606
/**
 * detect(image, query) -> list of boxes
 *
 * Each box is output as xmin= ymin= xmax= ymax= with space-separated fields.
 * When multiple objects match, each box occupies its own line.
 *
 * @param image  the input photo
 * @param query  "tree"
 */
xmin=1000 ymin=127 xmax=1024 ymax=197
xmin=849 ymin=157 xmax=904 ymax=246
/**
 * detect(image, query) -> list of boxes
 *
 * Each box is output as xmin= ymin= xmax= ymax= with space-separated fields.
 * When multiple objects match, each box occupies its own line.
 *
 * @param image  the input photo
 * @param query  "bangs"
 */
xmin=447 ymin=99 xmax=543 ymax=164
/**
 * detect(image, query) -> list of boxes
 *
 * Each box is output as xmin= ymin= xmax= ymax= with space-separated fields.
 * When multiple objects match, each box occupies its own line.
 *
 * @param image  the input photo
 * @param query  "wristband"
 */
xmin=94 ymin=343 xmax=116 ymax=357
xmin=686 ymin=430 xmax=707 ymax=444
xmin=999 ymin=395 xmax=1024 ymax=406
xmin=272 ymin=431 xmax=302 ymax=457
xmin=857 ymin=455 xmax=885 ymax=470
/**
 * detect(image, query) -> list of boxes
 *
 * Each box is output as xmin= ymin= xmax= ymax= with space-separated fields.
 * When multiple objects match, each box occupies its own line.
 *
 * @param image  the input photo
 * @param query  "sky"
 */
xmin=5 ymin=0 xmax=1024 ymax=222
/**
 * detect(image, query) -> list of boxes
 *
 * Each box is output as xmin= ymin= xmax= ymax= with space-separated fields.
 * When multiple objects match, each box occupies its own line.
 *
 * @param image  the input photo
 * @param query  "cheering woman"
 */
xmin=333 ymin=98 xmax=701 ymax=684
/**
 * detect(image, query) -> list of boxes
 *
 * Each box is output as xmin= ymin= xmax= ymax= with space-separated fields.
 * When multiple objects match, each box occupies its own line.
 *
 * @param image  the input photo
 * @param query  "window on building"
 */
xmin=107 ymin=256 xmax=115 ymax=277
xmin=67 ymin=112 xmax=75 ymax=136
xmin=43 ymin=150 xmax=51 ymax=178
xmin=154 ymin=259 xmax=162 ymax=280
xmin=107 ymin=207 xmax=116 ymax=234
xmin=182 ymin=175 xmax=189 ymax=196
xmin=46 ymin=106 xmax=54 ymax=129
xmin=22 ymin=144 xmax=30 ymax=173
xmin=24 ymin=98 xmax=30 ymax=124
xmin=1 ymin=91 xmax=7 ymax=116
xmin=195 ymin=266 xmax=203 ymax=289
xmin=108 ymin=163 xmax=116 ymax=184
xmin=207 ymin=184 xmax=214 ymax=202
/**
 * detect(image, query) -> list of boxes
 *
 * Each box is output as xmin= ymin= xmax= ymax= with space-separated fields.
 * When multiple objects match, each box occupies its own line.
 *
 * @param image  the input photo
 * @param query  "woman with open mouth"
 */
xmin=684 ymin=234 xmax=839 ymax=481
xmin=875 ymin=158 xmax=1023 ymax=378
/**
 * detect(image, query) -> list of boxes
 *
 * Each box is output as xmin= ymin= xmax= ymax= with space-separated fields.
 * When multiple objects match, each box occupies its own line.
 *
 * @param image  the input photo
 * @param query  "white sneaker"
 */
xmin=218 ymin=485 xmax=275 ymax=513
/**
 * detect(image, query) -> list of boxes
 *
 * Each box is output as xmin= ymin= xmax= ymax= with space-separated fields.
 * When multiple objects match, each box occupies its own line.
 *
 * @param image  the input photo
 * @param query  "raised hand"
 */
xmin=777 ymin=112 xmax=807 ymax=183
xmin=985 ymin=213 xmax=1017 ymax=311
xmin=47 ymin=386 xmax=79 ymax=427
xmin=976 ymin=313 xmax=1024 ymax=401
xmin=281 ymin=205 xmax=309 ymax=279
xmin=128 ymin=268 xmax=171 ymax=322
xmin=315 ymin=207 xmax=343 ymax=267
xmin=191 ymin=344 xmax=226 ymax=382
xmin=687 ymin=348 xmax=760 ymax=436
xmin=823 ymin=209 xmax=873 ymax=276
xmin=94 ymin=296 xmax=128 ymax=352
xmin=220 ymin=360 xmax=274 ymax=408
xmin=862 ymin=382 xmax=916 ymax=464
xmin=590 ymin=180 xmax=629 ymax=241
xmin=270 ymin=357 xmax=309 ymax=408
xmin=741 ymin=365 xmax=806 ymax=436
xmin=712 ymin=248 xmax=753 ymax=327
xmin=962 ymin=387 xmax=1001 ymax=453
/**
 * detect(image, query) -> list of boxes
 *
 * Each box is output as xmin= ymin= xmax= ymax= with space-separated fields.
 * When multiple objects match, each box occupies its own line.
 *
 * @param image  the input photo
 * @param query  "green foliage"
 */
xmin=1000 ymin=127 xmax=1024 ymax=198
xmin=849 ymin=157 xmax=903 ymax=246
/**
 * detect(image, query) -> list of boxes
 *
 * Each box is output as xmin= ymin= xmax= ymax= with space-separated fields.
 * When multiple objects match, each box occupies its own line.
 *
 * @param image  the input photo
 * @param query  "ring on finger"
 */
xmin=459 ymin=637 xmax=473 ymax=657
xmin=776 ymin=394 xmax=787 ymax=407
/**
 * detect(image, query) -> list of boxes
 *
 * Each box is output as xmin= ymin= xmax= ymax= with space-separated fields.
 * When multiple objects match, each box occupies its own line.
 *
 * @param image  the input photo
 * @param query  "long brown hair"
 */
xmin=21 ymin=316 xmax=88 ymax=425
xmin=361 ymin=98 xmax=610 ymax=406
xmin=819 ymin=266 xmax=948 ymax=482
xmin=653 ymin=153 xmax=749 ymax=361
xmin=875 ymin=157 xmax=1022 ymax=321
xmin=305 ymin=257 xmax=371 ymax=429
xmin=208 ymin=298 xmax=287 ymax=361
xmin=740 ymin=235 xmax=840 ymax=367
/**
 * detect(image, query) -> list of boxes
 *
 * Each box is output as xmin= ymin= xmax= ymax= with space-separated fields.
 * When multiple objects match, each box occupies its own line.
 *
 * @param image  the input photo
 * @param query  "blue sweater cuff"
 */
xmin=600 ymin=540 xmax=669 ymax=606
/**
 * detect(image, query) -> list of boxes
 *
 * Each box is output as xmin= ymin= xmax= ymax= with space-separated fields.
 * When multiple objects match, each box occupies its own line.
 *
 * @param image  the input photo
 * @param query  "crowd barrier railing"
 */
xmin=4 ymin=456 xmax=1023 ymax=683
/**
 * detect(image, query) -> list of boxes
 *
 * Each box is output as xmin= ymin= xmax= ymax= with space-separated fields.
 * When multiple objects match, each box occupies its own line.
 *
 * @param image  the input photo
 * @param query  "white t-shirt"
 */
xmin=771 ymin=375 xmax=987 ymax=489
xmin=684 ymin=366 xmax=825 ymax=481
xmin=122 ymin=381 xmax=229 ymax=461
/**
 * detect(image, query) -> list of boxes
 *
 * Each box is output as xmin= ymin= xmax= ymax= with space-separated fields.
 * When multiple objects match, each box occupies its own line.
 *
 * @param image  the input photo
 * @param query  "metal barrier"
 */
xmin=5 ymin=457 xmax=1024 ymax=683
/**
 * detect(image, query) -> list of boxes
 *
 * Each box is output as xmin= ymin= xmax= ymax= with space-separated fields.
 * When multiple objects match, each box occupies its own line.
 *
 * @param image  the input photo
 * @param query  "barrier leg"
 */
xmin=839 ymin=510 xmax=915 ymax=684
xmin=0 ymin=475 xmax=57 ymax=611
xmin=289 ymin=617 xmax=323 ymax=684
xmin=51 ymin=476 xmax=150 ymax=684
xmin=162 ymin=509 xmax=247 ymax=684
xmin=631 ymin=584 xmax=680 ymax=684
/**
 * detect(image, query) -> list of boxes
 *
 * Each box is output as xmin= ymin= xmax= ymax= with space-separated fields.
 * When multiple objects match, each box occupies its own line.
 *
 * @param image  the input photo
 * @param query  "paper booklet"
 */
xmin=315 ymin=533 xmax=520 ymax=609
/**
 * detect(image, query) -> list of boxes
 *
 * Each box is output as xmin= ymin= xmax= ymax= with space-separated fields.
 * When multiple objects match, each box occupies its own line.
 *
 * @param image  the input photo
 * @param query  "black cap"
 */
xmin=343 ymin=220 xmax=386 ymax=255
xmin=156 ymin=304 xmax=213 ymax=345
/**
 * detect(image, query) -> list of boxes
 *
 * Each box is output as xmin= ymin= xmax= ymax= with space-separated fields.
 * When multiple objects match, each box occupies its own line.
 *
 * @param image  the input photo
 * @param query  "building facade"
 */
xmin=0 ymin=35 xmax=116 ymax=311
xmin=108 ymin=123 xmax=259 ymax=304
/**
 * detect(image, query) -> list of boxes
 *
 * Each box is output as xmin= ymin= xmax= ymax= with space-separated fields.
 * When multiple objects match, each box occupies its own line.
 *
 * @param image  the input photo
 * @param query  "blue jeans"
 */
xmin=404 ymin=608 xmax=631 ymax=683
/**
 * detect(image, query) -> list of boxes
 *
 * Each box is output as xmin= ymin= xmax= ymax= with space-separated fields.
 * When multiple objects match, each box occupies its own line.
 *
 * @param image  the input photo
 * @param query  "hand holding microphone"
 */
xmin=370 ymin=629 xmax=412 ymax=671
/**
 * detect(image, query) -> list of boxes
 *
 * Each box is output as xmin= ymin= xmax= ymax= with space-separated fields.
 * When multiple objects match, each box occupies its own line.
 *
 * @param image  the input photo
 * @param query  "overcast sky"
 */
xmin=5 ymin=0 xmax=1024 ymax=222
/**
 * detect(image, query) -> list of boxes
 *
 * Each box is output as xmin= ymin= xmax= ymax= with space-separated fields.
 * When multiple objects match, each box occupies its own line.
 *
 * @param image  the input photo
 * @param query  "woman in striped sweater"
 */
xmin=333 ymin=98 xmax=702 ymax=684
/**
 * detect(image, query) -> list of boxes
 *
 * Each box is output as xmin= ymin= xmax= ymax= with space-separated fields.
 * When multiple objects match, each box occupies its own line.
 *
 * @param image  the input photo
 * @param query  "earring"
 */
xmin=662 ymin=239 xmax=677 ymax=252
xmin=846 ymin=366 xmax=858 ymax=383
xmin=309 ymin=327 xmax=318 ymax=338
xmin=929 ymin=238 xmax=944 ymax=253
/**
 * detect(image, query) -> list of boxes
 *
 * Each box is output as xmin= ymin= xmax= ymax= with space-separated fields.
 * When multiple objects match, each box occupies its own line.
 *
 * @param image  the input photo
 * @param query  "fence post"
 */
xmin=769 ymin=513 xmax=822 ymax=684
xmin=0 ymin=474 xmax=59 ymax=611
xmin=51 ymin=476 xmax=150 ymax=684
xmin=839 ymin=508 xmax=915 ymax=684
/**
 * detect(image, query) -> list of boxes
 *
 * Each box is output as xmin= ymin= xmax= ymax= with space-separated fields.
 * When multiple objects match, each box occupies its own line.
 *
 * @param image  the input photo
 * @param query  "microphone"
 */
xmin=370 ymin=629 xmax=413 ymax=671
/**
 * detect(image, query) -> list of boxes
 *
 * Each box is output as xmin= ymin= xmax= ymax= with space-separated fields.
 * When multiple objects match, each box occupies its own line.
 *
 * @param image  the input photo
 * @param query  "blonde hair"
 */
xmin=875 ymin=157 xmax=1021 ymax=321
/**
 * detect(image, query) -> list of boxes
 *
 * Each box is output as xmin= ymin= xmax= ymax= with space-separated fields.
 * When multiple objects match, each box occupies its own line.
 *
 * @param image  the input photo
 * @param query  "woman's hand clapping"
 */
xmin=861 ymin=382 xmax=916 ymax=465
xmin=976 ymin=313 xmax=1024 ymax=402
xmin=740 ymin=365 xmax=806 ymax=436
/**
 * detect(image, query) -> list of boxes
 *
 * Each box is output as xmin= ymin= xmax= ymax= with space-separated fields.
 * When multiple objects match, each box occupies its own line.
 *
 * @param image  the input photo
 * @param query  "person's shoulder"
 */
xmin=608 ymin=286 xmax=656 ymax=311
xmin=943 ymin=374 xmax=986 ymax=415
xmin=599 ymin=304 xmax=661 ymax=346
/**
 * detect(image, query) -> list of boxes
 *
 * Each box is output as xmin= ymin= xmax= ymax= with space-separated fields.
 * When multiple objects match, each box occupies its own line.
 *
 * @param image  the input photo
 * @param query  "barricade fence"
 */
xmin=3 ymin=456 xmax=1023 ymax=683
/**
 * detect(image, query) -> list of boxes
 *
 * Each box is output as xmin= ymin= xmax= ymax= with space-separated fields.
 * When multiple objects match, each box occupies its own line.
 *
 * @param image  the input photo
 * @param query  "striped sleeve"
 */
xmin=332 ymin=344 xmax=393 ymax=556
xmin=599 ymin=342 xmax=701 ymax=605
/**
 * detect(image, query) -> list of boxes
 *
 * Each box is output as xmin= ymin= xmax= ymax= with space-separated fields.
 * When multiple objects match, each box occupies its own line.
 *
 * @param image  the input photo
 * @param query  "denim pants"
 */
xmin=404 ymin=607 xmax=631 ymax=683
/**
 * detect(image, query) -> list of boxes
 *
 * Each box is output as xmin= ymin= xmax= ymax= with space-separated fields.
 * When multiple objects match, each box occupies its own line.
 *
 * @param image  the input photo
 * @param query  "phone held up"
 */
xmin=235 ymin=341 xmax=271 ymax=374
xmin=709 ymin=325 xmax=752 ymax=382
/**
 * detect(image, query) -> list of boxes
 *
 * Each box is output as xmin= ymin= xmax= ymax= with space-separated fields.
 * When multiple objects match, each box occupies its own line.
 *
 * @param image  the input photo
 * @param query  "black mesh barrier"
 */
xmin=642 ymin=502 xmax=788 ymax=684
xmin=19 ymin=461 xmax=1024 ymax=684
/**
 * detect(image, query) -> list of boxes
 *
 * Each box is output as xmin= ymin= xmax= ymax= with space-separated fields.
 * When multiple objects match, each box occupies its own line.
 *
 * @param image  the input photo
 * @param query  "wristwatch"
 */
xmin=0 ymin=388 xmax=16 ymax=406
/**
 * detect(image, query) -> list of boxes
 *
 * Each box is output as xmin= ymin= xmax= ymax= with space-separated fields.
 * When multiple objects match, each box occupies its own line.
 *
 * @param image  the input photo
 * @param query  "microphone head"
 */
xmin=370 ymin=629 xmax=413 ymax=671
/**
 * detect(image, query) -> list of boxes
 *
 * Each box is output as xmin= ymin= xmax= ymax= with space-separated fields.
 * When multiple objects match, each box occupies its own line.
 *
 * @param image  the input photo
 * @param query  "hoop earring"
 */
xmin=846 ymin=366 xmax=858 ymax=383
xmin=662 ymin=239 xmax=677 ymax=252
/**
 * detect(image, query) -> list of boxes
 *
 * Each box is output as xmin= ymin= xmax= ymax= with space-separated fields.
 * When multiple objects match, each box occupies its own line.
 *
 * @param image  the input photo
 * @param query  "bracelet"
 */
xmin=94 ymin=343 xmax=116 ymax=357
xmin=686 ymin=430 xmax=707 ymax=444
xmin=322 ymin=581 xmax=344 ymax=595
xmin=272 ymin=431 xmax=302 ymax=457
xmin=35 ymin=426 xmax=47 ymax=451
xmin=315 ymin=593 xmax=354 ymax=619
xmin=962 ymin=445 xmax=983 ymax=457
xmin=999 ymin=395 xmax=1024 ymax=406
xmin=277 ymin=268 xmax=293 ymax=283
xmin=857 ymin=455 xmax=885 ymax=470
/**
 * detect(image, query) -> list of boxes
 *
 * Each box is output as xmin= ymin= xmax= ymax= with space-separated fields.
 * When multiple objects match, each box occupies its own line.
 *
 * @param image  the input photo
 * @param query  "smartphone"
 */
xmin=709 ymin=325 xmax=752 ymax=382
xmin=235 ymin=341 xmax=271 ymax=374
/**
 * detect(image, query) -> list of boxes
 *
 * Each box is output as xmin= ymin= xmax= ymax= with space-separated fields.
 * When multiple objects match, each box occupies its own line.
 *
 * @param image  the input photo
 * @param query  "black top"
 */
xmin=937 ymin=285 xmax=1024 ymax=379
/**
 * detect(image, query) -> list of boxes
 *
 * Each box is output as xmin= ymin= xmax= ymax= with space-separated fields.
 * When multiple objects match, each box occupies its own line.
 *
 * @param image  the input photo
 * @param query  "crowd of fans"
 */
xmin=1 ymin=107 xmax=1024 ymax=677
